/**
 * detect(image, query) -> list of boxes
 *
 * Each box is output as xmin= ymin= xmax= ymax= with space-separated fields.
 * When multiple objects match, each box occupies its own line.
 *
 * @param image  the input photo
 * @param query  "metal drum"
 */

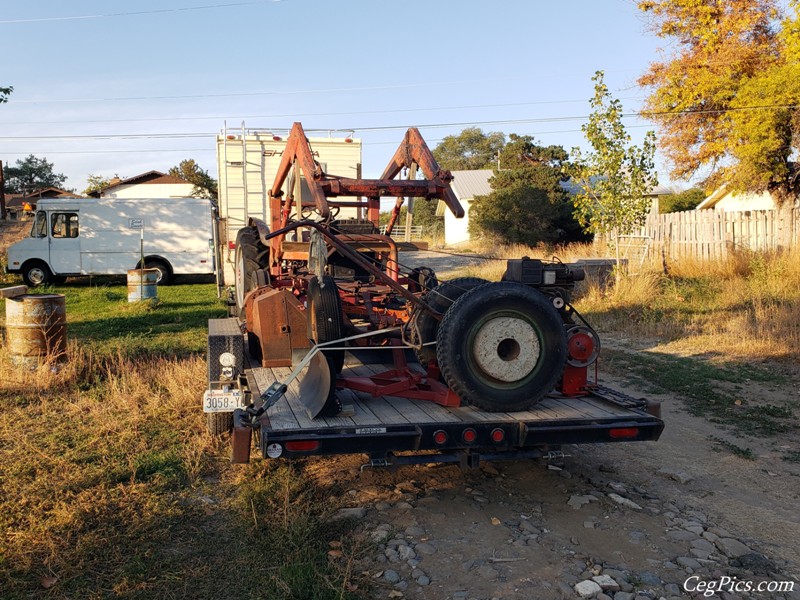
xmin=5 ymin=294 xmax=67 ymax=365
xmin=127 ymin=268 xmax=159 ymax=302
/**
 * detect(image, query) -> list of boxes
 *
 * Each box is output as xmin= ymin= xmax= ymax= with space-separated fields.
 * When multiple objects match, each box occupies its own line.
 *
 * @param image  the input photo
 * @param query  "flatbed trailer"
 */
xmin=238 ymin=348 xmax=664 ymax=467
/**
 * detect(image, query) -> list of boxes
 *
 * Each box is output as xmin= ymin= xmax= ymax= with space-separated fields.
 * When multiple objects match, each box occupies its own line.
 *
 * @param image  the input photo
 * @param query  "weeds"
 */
xmin=0 ymin=283 xmax=363 ymax=599
xmin=712 ymin=437 xmax=757 ymax=460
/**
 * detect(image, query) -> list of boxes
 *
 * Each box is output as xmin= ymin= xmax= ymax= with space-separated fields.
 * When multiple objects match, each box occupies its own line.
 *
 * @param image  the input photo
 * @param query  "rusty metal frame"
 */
xmin=266 ymin=123 xmax=464 ymax=265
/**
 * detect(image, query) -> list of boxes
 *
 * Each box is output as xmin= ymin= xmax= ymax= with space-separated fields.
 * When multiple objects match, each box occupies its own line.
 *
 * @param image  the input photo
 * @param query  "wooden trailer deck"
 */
xmin=245 ymin=357 xmax=644 ymax=432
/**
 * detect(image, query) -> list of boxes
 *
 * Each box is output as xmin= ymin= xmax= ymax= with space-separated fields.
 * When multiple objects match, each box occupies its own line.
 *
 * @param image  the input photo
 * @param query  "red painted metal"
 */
xmin=337 ymin=346 xmax=460 ymax=407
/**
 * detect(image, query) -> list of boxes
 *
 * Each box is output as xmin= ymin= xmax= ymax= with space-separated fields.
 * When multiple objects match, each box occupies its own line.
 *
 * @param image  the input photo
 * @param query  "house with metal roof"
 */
xmin=88 ymin=171 xmax=194 ymax=199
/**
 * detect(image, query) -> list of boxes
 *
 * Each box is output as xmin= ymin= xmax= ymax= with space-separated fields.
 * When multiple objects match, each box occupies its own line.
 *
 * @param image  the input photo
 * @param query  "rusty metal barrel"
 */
xmin=127 ymin=268 xmax=159 ymax=302
xmin=5 ymin=294 xmax=67 ymax=365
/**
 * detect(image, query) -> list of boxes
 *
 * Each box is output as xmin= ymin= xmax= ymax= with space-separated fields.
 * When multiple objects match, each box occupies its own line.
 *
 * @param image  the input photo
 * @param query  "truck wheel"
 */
xmin=411 ymin=277 xmax=489 ymax=366
xmin=144 ymin=259 xmax=172 ymax=285
xmin=234 ymin=226 xmax=269 ymax=318
xmin=307 ymin=275 xmax=345 ymax=374
xmin=21 ymin=261 xmax=53 ymax=287
xmin=436 ymin=282 xmax=567 ymax=412
xmin=206 ymin=412 xmax=233 ymax=436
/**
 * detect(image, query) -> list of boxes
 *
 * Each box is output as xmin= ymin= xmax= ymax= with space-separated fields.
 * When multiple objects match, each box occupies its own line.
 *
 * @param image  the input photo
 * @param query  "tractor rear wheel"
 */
xmin=307 ymin=275 xmax=345 ymax=374
xmin=436 ymin=282 xmax=567 ymax=412
xmin=411 ymin=277 xmax=489 ymax=366
xmin=234 ymin=226 xmax=269 ymax=318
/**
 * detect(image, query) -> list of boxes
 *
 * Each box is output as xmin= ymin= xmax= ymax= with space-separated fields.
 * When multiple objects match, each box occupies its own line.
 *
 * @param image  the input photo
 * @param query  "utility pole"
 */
xmin=404 ymin=163 xmax=416 ymax=242
xmin=0 ymin=160 xmax=6 ymax=220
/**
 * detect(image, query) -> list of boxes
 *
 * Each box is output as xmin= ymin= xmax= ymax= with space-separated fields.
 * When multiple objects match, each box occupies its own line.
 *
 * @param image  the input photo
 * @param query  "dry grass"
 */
xmin=576 ymin=248 xmax=800 ymax=362
xmin=0 ymin=342 xmax=363 ymax=599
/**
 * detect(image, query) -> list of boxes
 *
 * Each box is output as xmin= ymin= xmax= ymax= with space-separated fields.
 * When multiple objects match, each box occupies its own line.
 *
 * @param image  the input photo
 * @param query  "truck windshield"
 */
xmin=31 ymin=211 xmax=47 ymax=237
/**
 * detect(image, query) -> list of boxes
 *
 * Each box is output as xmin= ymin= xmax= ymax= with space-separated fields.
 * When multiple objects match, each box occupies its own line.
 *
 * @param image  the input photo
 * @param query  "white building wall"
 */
xmin=444 ymin=198 xmax=472 ymax=246
xmin=715 ymin=191 xmax=776 ymax=211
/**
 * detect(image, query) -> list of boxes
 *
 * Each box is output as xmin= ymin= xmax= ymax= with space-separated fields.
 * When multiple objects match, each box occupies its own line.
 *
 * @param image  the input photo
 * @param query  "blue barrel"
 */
xmin=127 ymin=268 xmax=159 ymax=302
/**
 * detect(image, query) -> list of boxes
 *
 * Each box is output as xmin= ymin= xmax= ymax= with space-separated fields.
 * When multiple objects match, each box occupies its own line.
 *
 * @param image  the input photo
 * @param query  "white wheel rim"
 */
xmin=471 ymin=316 xmax=539 ymax=382
xmin=29 ymin=268 xmax=45 ymax=285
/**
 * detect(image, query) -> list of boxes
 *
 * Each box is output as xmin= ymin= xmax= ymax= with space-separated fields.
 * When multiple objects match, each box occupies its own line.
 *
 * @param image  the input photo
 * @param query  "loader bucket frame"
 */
xmin=266 ymin=122 xmax=464 ymax=269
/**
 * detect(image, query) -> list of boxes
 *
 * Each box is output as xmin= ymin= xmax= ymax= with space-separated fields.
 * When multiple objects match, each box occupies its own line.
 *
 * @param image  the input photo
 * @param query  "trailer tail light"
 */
xmin=462 ymin=428 xmax=477 ymax=444
xmin=228 ymin=241 xmax=236 ymax=249
xmin=490 ymin=428 xmax=505 ymax=443
xmin=433 ymin=430 xmax=448 ymax=445
xmin=284 ymin=440 xmax=321 ymax=452
xmin=609 ymin=428 xmax=639 ymax=439
xmin=272 ymin=135 xmax=282 ymax=141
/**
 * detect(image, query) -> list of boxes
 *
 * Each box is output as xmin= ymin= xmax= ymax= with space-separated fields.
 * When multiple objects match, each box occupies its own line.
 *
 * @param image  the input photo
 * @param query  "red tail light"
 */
xmin=285 ymin=440 xmax=321 ymax=452
xmin=433 ymin=430 xmax=448 ymax=445
xmin=490 ymin=428 xmax=505 ymax=443
xmin=462 ymin=428 xmax=477 ymax=444
xmin=609 ymin=428 xmax=639 ymax=439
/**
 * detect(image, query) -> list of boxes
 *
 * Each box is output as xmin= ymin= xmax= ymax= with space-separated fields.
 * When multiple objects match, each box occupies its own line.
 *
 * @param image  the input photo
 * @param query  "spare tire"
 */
xmin=436 ymin=282 xmax=567 ymax=412
xmin=410 ymin=277 xmax=489 ymax=366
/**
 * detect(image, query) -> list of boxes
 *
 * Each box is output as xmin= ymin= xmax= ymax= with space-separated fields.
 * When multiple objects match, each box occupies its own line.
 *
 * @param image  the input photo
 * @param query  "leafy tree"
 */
xmin=83 ymin=174 xmax=119 ymax=196
xmin=413 ymin=199 xmax=443 ymax=240
xmin=433 ymin=128 xmax=505 ymax=170
xmin=469 ymin=134 xmax=586 ymax=245
xmin=638 ymin=0 xmax=800 ymax=201
xmin=570 ymin=71 xmax=658 ymax=269
xmin=1 ymin=86 xmax=12 ymax=104
xmin=169 ymin=159 xmax=218 ymax=199
xmin=4 ymin=155 xmax=68 ymax=195
xmin=659 ymin=188 xmax=705 ymax=213
xmin=469 ymin=184 xmax=559 ymax=245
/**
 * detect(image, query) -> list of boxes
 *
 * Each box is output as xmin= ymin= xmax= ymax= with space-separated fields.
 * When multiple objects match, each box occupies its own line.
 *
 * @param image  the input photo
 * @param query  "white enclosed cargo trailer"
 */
xmin=5 ymin=197 xmax=217 ymax=286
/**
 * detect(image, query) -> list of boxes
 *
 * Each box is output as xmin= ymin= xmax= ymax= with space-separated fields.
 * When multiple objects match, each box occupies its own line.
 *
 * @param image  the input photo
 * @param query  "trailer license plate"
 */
xmin=203 ymin=389 xmax=245 ymax=413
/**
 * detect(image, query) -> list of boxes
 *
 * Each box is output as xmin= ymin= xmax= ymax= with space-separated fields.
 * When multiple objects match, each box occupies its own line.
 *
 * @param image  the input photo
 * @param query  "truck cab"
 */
xmin=6 ymin=204 xmax=82 ymax=286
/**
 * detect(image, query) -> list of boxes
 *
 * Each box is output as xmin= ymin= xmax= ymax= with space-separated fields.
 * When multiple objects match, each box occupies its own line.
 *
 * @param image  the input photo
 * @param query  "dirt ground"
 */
xmin=314 ymin=362 xmax=799 ymax=599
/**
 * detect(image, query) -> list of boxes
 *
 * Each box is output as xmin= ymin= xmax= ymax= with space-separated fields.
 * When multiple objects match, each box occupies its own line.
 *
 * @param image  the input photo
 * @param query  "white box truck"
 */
xmin=5 ymin=197 xmax=218 ymax=286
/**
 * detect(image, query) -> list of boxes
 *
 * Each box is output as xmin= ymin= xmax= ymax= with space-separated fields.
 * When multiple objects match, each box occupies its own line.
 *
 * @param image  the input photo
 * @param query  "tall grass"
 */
xmin=0 ymin=280 xmax=364 ymax=599
xmin=576 ymin=248 xmax=800 ymax=361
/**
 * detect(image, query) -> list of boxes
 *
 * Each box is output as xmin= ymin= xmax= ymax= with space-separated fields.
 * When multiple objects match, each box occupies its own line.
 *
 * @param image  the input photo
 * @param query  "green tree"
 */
xmin=0 ymin=86 xmax=12 ymax=104
xmin=433 ymin=128 xmax=505 ymax=170
xmin=470 ymin=135 xmax=585 ymax=245
xmin=659 ymin=188 xmax=705 ymax=213
xmin=83 ymin=174 xmax=119 ymax=196
xmin=4 ymin=155 xmax=68 ymax=195
xmin=169 ymin=159 xmax=218 ymax=199
xmin=638 ymin=0 xmax=800 ymax=201
xmin=571 ymin=71 xmax=658 ymax=268
xmin=469 ymin=184 xmax=559 ymax=245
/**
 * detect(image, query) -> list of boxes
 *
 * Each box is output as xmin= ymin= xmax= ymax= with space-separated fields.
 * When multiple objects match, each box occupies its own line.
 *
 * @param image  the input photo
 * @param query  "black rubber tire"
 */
xmin=21 ymin=261 xmax=53 ymax=287
xmin=144 ymin=259 xmax=172 ymax=285
xmin=407 ymin=266 xmax=439 ymax=293
xmin=411 ymin=277 xmax=489 ymax=365
xmin=206 ymin=412 xmax=232 ymax=436
xmin=234 ymin=226 xmax=269 ymax=318
xmin=307 ymin=275 xmax=345 ymax=374
xmin=436 ymin=282 xmax=567 ymax=412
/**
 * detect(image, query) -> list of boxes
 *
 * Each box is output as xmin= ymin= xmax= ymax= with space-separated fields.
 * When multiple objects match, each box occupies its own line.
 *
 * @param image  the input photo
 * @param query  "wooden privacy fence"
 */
xmin=636 ymin=207 xmax=800 ymax=261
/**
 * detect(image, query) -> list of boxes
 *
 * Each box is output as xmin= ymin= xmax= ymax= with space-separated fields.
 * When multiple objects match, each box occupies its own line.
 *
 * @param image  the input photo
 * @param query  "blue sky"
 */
xmin=1 ymin=0 xmax=670 ymax=194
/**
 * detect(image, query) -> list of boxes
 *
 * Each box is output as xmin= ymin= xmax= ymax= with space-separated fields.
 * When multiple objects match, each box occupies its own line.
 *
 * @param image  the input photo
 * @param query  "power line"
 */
xmin=0 ymin=98 xmax=646 ymax=126
xmin=0 ymin=1 xmax=283 ymax=25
